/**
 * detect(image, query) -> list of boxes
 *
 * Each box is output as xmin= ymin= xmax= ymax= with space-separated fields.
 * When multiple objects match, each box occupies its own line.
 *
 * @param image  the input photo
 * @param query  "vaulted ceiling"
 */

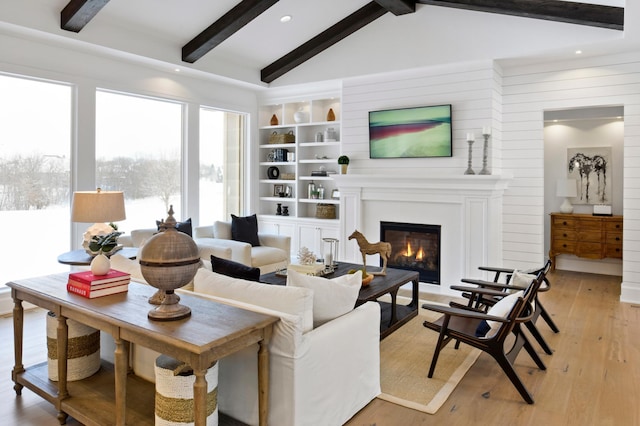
xmin=0 ymin=0 xmax=631 ymax=88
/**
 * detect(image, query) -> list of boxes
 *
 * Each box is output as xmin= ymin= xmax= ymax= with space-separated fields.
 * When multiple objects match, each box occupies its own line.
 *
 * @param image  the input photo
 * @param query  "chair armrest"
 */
xmin=258 ymin=233 xmax=291 ymax=253
xmin=194 ymin=225 xmax=214 ymax=239
xmin=460 ymin=278 xmax=526 ymax=291
xmin=421 ymin=302 xmax=509 ymax=323
xmin=451 ymin=284 xmax=514 ymax=297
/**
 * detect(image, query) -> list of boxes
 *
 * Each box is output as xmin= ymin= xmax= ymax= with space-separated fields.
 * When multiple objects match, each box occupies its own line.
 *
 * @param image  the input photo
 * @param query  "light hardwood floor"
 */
xmin=2 ymin=270 xmax=639 ymax=425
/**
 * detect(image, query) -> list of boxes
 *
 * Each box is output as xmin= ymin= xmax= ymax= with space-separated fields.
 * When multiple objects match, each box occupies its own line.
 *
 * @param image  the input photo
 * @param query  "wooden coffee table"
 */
xmin=260 ymin=262 xmax=419 ymax=339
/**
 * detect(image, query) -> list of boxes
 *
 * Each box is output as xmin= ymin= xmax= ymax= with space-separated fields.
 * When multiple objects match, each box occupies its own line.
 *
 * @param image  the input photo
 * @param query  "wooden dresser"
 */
xmin=549 ymin=213 xmax=623 ymax=270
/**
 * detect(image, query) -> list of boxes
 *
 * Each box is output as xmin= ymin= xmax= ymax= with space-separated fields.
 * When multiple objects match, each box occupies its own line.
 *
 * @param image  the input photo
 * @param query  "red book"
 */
xmin=67 ymin=281 xmax=129 ymax=298
xmin=67 ymin=277 xmax=130 ymax=291
xmin=68 ymin=269 xmax=130 ymax=285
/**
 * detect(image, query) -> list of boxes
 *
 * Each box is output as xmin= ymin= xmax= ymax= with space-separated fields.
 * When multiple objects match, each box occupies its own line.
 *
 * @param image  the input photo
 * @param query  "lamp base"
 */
xmin=560 ymin=198 xmax=574 ymax=214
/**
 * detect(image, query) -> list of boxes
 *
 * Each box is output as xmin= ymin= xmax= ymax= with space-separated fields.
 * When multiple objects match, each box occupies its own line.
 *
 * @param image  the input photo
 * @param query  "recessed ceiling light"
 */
xmin=174 ymin=68 xmax=181 ymax=72
xmin=575 ymin=50 xmax=583 ymax=55
xmin=280 ymin=15 xmax=292 ymax=23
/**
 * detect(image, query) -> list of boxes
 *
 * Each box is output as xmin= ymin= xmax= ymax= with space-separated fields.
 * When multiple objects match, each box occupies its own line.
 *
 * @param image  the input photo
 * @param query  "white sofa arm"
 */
xmin=259 ymin=233 xmax=291 ymax=254
xmin=194 ymin=237 xmax=252 ymax=266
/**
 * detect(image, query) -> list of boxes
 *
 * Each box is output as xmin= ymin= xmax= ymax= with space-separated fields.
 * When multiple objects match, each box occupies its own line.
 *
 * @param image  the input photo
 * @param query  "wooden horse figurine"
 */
xmin=348 ymin=230 xmax=392 ymax=276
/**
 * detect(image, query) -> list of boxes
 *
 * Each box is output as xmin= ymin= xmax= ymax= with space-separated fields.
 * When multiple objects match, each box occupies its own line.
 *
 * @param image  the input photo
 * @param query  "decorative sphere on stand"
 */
xmin=139 ymin=206 xmax=200 ymax=321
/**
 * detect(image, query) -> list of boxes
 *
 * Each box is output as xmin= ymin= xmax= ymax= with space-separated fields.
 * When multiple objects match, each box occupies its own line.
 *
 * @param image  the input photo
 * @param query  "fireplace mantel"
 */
xmin=332 ymin=173 xmax=512 ymax=295
xmin=331 ymin=174 xmax=511 ymax=193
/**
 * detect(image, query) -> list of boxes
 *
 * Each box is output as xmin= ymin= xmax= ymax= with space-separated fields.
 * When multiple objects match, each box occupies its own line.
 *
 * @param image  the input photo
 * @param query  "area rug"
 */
xmin=377 ymin=302 xmax=482 ymax=414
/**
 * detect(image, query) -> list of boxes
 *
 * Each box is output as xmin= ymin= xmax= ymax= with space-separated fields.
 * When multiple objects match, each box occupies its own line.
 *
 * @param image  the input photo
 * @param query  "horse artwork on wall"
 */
xmin=567 ymin=146 xmax=612 ymax=205
xmin=348 ymin=230 xmax=392 ymax=276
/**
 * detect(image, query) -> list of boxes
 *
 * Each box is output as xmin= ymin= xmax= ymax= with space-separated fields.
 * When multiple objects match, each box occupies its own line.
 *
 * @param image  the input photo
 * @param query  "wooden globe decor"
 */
xmin=139 ymin=206 xmax=200 ymax=321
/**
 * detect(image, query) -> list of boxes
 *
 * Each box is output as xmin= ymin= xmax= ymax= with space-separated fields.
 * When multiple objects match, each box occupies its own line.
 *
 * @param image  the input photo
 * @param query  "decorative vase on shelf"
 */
xmin=327 ymin=108 xmax=336 ymax=121
xmin=293 ymin=108 xmax=308 ymax=123
xmin=270 ymin=114 xmax=278 ymax=126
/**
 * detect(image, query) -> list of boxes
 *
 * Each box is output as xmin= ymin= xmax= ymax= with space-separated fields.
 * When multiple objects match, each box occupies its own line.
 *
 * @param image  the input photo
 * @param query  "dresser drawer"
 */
xmin=605 ymin=232 xmax=622 ymax=245
xmin=605 ymin=244 xmax=622 ymax=258
xmin=553 ymin=229 xmax=576 ymax=240
xmin=552 ymin=217 xmax=576 ymax=229
xmin=577 ymin=229 xmax=603 ymax=242
xmin=576 ymin=242 xmax=603 ymax=258
xmin=552 ymin=240 xmax=576 ymax=254
xmin=605 ymin=220 xmax=623 ymax=232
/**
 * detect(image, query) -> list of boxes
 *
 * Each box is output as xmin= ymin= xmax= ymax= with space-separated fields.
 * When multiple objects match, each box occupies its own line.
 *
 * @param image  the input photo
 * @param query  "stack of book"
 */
xmin=67 ymin=269 xmax=131 ymax=299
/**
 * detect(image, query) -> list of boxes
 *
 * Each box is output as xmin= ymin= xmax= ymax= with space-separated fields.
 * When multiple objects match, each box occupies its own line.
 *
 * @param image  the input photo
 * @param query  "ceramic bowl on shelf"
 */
xmin=293 ymin=109 xmax=308 ymax=123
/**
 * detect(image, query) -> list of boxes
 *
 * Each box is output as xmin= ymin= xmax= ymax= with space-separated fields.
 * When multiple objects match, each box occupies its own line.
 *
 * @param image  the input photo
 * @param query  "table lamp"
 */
xmin=72 ymin=189 xmax=126 ymax=269
xmin=556 ymin=179 xmax=577 ymax=213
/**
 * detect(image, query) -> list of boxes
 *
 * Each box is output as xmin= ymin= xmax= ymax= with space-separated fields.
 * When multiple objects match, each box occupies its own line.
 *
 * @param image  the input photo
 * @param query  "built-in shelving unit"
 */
xmin=258 ymin=95 xmax=341 ymax=255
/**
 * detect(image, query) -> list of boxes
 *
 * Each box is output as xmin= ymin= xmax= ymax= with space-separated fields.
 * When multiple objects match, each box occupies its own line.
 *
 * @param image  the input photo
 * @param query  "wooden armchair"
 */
xmin=453 ymin=259 xmax=556 ymax=355
xmin=422 ymin=270 xmax=546 ymax=404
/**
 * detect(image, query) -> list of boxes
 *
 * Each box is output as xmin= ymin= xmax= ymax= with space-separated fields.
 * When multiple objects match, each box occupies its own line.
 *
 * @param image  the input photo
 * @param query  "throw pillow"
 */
xmin=156 ymin=218 xmax=192 ymax=237
xmin=482 ymin=290 xmax=524 ymax=338
xmin=511 ymin=270 xmax=537 ymax=288
xmin=230 ymin=214 xmax=261 ymax=247
xmin=210 ymin=255 xmax=260 ymax=282
xmin=287 ymin=269 xmax=362 ymax=327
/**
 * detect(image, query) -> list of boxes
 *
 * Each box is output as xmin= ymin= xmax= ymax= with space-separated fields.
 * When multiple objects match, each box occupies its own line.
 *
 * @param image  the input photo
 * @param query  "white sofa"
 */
xmin=119 ymin=221 xmax=290 ymax=274
xmin=194 ymin=221 xmax=290 ymax=274
xmin=109 ymin=255 xmax=381 ymax=426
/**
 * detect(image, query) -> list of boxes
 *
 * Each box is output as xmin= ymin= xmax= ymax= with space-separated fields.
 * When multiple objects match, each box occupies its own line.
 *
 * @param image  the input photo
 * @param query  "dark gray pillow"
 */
xmin=211 ymin=255 xmax=260 ymax=282
xmin=156 ymin=218 xmax=192 ymax=237
xmin=231 ymin=214 xmax=260 ymax=247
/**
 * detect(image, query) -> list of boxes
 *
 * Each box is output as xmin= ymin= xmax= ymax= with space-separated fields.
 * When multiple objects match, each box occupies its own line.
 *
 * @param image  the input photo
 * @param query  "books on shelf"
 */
xmin=67 ymin=268 xmax=131 ymax=298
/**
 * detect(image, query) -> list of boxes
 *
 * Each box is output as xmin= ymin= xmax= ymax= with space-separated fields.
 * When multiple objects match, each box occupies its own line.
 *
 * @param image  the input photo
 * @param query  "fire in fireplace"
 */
xmin=380 ymin=221 xmax=441 ymax=284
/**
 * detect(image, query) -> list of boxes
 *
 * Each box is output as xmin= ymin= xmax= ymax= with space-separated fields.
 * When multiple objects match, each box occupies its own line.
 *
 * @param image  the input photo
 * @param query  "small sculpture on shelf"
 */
xmin=270 ymin=114 xmax=278 ymax=126
xmin=327 ymin=108 xmax=336 ymax=121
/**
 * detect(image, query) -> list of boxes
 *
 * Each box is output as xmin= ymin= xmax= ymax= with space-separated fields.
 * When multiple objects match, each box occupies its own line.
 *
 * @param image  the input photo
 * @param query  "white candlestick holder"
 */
xmin=479 ymin=132 xmax=491 ymax=175
xmin=464 ymin=138 xmax=475 ymax=175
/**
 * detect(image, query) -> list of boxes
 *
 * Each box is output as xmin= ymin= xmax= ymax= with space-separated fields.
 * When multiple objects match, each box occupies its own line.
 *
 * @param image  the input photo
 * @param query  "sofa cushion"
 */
xmin=211 ymin=255 xmax=260 ymax=281
xmin=156 ymin=217 xmax=192 ymax=237
xmin=287 ymin=269 xmax=362 ymax=327
xmin=231 ymin=214 xmax=260 ymax=247
xmin=194 ymin=269 xmax=314 ymax=332
xmin=250 ymin=245 xmax=288 ymax=268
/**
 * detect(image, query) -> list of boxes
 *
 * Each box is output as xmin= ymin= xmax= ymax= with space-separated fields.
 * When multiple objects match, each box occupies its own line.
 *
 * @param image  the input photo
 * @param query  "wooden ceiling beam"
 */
xmin=416 ymin=0 xmax=623 ymax=30
xmin=182 ymin=0 xmax=279 ymax=63
xmin=261 ymin=2 xmax=388 ymax=84
xmin=375 ymin=0 xmax=416 ymax=15
xmin=61 ymin=0 xmax=110 ymax=32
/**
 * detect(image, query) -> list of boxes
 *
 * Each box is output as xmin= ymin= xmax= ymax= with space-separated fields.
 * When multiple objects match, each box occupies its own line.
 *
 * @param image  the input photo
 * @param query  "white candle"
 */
xmin=466 ymin=133 xmax=475 ymax=141
xmin=482 ymin=126 xmax=491 ymax=135
xmin=324 ymin=252 xmax=333 ymax=267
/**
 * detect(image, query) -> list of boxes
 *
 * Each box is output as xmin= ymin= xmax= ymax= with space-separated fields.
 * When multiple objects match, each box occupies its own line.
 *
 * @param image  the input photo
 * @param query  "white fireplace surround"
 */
xmin=332 ymin=174 xmax=512 ymax=296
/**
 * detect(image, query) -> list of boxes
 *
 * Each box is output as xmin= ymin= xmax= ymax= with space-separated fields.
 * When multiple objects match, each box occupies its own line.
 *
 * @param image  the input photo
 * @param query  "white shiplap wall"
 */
xmin=501 ymin=51 xmax=640 ymax=303
xmin=341 ymin=60 xmax=502 ymax=176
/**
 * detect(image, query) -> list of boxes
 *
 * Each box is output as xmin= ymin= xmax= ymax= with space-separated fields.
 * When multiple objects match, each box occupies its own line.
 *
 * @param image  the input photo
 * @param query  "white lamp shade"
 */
xmin=556 ymin=179 xmax=577 ymax=198
xmin=72 ymin=190 xmax=126 ymax=223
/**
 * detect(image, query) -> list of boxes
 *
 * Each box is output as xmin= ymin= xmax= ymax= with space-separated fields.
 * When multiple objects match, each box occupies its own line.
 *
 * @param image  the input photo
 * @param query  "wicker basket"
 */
xmin=46 ymin=311 xmax=101 ymax=381
xmin=316 ymin=203 xmax=336 ymax=219
xmin=155 ymin=354 xmax=218 ymax=426
xmin=269 ymin=130 xmax=295 ymax=144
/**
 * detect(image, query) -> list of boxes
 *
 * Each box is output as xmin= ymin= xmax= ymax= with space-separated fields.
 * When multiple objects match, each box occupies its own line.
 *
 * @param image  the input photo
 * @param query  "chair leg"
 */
xmin=538 ymin=301 xmax=560 ymax=333
xmin=425 ymin=318 xmax=450 ymax=378
xmin=525 ymin=321 xmax=553 ymax=355
xmin=521 ymin=332 xmax=546 ymax=370
xmin=494 ymin=355 xmax=535 ymax=404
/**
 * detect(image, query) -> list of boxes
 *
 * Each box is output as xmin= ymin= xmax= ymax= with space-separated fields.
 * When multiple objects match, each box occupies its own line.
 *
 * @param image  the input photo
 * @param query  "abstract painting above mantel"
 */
xmin=567 ymin=146 xmax=611 ymax=205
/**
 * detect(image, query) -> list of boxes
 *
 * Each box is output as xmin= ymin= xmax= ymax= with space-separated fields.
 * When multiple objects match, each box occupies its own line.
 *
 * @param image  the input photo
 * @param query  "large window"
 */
xmin=0 ymin=74 xmax=71 ymax=285
xmin=199 ymin=107 xmax=244 ymax=225
xmin=96 ymin=91 xmax=183 ymax=231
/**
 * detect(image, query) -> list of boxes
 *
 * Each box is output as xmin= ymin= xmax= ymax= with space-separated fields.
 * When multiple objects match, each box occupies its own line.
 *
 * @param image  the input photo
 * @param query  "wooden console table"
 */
xmin=8 ymin=274 xmax=277 ymax=426
xmin=549 ymin=212 xmax=623 ymax=270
